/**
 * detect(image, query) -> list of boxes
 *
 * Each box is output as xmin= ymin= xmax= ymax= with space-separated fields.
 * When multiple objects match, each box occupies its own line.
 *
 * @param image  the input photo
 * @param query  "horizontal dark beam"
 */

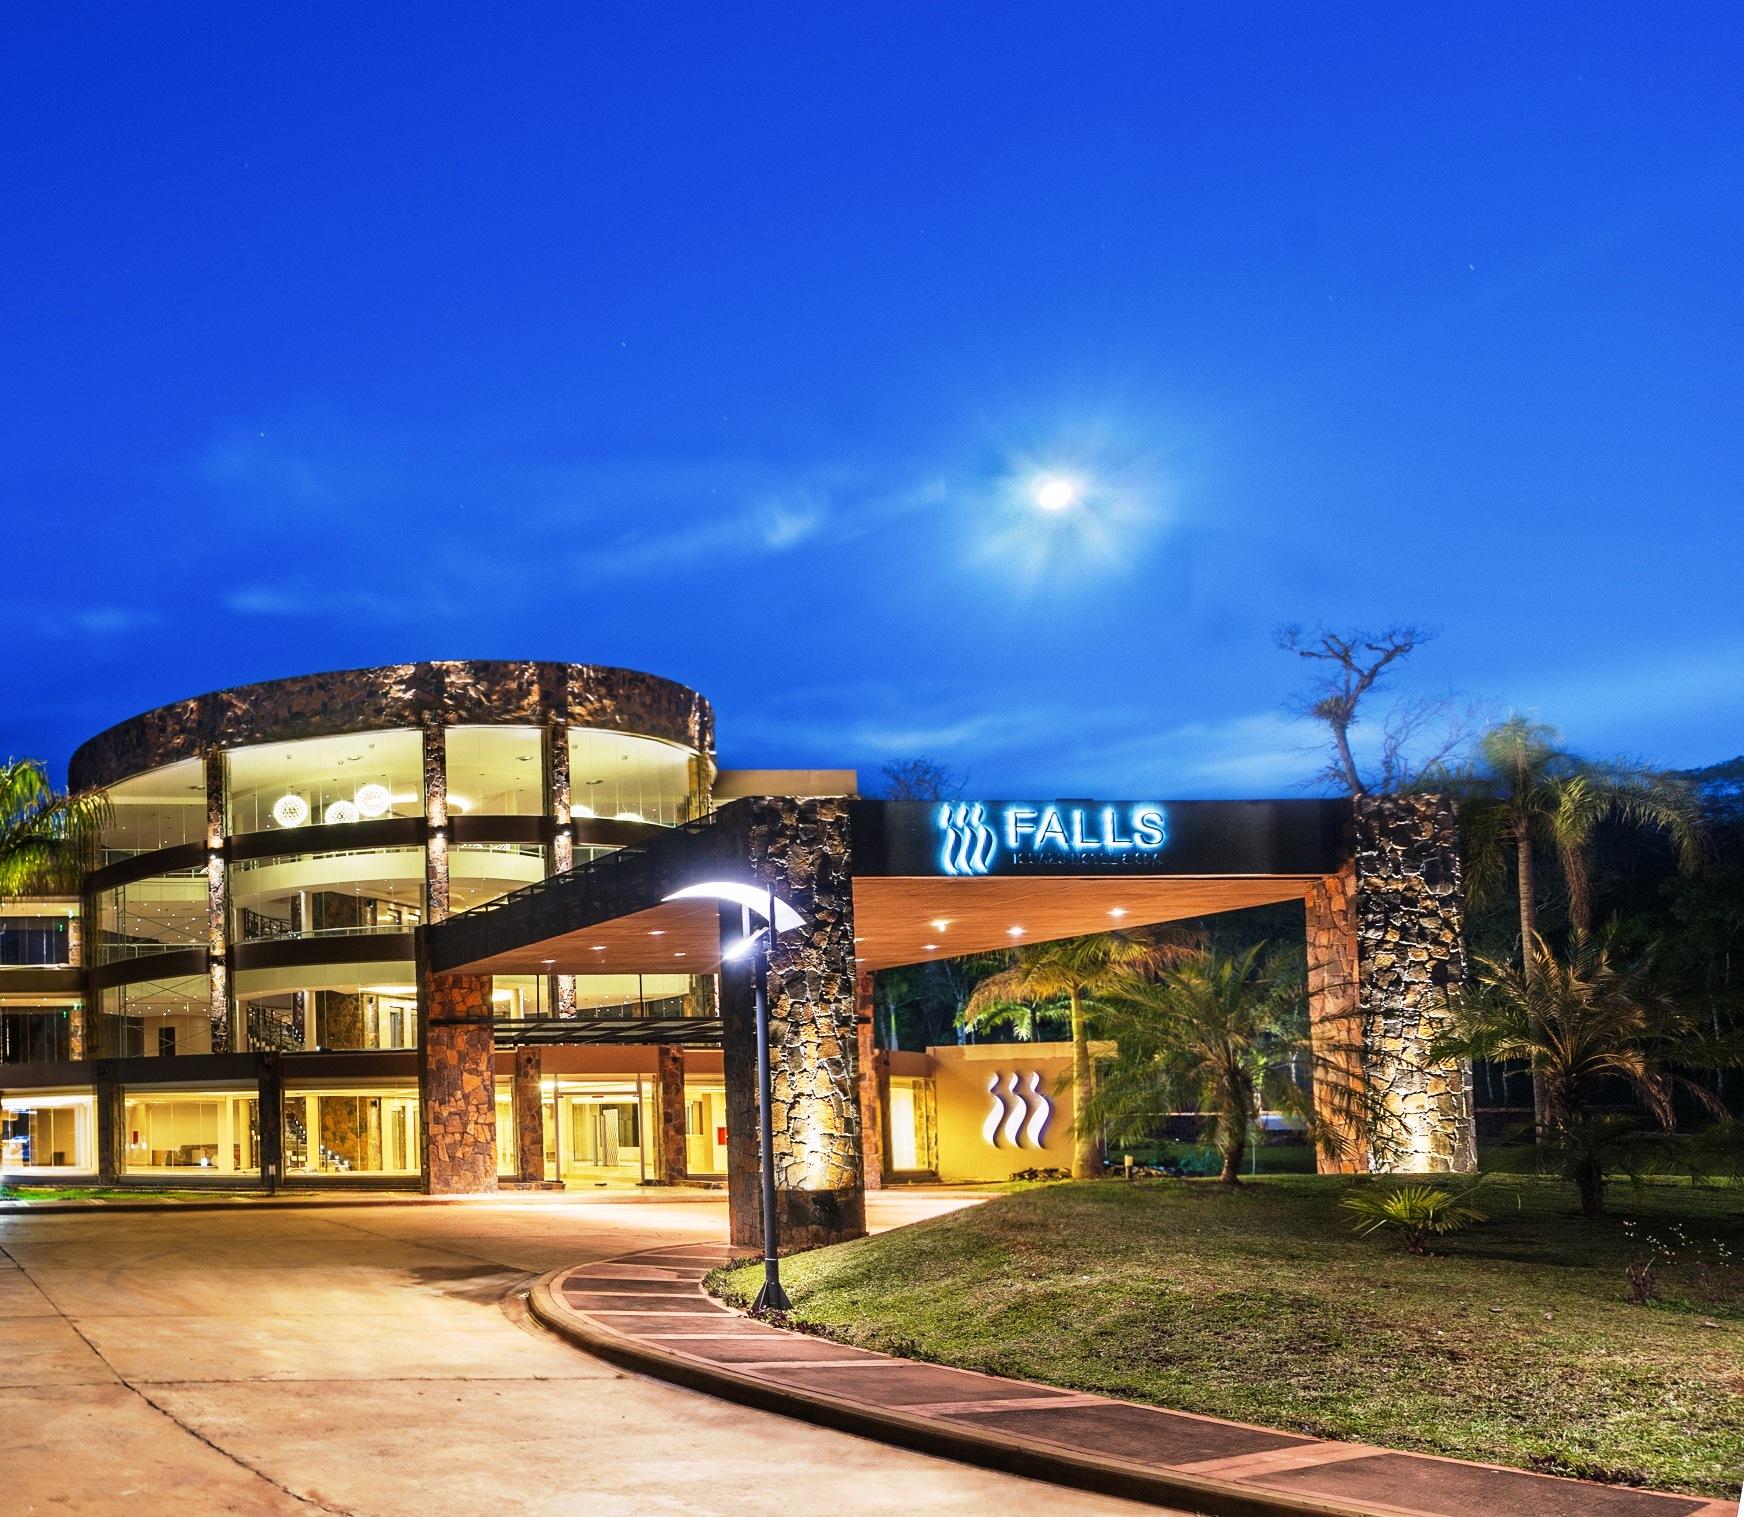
xmin=494 ymin=1016 xmax=723 ymax=1048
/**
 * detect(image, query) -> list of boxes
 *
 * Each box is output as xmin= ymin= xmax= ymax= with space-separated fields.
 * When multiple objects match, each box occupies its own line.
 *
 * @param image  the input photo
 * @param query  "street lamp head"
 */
xmin=663 ymin=880 xmax=807 ymax=934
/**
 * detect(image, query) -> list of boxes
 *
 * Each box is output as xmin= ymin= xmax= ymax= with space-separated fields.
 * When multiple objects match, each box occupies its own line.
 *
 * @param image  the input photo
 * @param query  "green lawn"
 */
xmin=711 ymin=1175 xmax=1744 ymax=1497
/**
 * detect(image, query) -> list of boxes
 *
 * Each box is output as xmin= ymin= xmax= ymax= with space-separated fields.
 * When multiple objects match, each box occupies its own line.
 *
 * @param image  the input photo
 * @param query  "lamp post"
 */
xmin=664 ymin=880 xmax=805 ymax=1313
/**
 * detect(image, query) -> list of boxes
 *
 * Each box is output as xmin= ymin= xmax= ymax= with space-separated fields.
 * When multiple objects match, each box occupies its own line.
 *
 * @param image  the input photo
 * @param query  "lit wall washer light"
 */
xmin=272 ymin=794 xmax=310 ymax=828
xmin=324 ymin=800 xmax=360 ymax=825
xmin=355 ymin=782 xmax=391 ymax=818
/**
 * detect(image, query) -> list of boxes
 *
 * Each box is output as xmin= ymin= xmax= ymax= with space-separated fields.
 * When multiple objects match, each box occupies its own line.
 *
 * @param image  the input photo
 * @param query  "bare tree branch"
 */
xmin=878 ymin=757 xmax=968 ymax=802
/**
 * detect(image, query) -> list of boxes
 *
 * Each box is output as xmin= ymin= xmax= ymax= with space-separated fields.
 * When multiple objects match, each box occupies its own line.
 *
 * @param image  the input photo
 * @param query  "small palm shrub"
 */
xmin=1340 ymin=1183 xmax=1488 ymax=1254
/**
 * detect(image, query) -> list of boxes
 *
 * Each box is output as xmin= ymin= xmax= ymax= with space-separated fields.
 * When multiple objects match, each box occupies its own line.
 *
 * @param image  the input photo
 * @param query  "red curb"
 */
xmin=526 ymin=1252 xmax=1724 ymax=1517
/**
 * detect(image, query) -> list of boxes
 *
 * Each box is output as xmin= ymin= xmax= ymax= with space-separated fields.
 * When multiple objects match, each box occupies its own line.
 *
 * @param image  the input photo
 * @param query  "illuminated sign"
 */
xmin=937 ymin=801 xmax=1169 ymax=876
xmin=981 ymin=1071 xmax=1052 ymax=1149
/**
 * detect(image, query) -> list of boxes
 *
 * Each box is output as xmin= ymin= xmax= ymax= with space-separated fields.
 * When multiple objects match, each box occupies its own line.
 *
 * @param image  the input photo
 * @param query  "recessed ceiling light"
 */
xmin=648 ymin=929 xmax=666 ymax=936
xmin=590 ymin=944 xmax=607 ymax=951
xmin=1007 ymin=926 xmax=1026 ymax=937
xmin=673 ymin=951 xmax=687 ymax=958
xmin=924 ymin=943 xmax=938 ymax=951
xmin=1108 ymin=907 xmax=1128 ymax=919
xmin=930 ymin=918 xmax=950 ymax=931
xmin=540 ymin=958 xmax=555 ymax=965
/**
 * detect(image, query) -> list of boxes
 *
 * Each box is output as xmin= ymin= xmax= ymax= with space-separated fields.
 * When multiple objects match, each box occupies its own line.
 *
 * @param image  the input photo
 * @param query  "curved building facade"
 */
xmin=5 ymin=661 xmax=735 ymax=1187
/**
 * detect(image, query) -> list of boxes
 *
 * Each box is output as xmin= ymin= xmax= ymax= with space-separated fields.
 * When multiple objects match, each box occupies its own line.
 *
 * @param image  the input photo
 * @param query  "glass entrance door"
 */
xmin=551 ymin=1083 xmax=654 ymax=1185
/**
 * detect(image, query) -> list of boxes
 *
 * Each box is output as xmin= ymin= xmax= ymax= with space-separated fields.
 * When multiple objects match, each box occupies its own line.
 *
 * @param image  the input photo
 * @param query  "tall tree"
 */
xmin=1277 ymin=623 xmax=1475 ymax=796
xmin=1081 ymin=944 xmax=1326 ymax=1186
xmin=0 ymin=758 xmax=108 ymax=902
xmin=1446 ymin=719 xmax=1703 ymax=1134
xmin=961 ymin=929 xmax=1191 ymax=1177
xmin=1432 ymin=932 xmax=1732 ymax=1216
xmin=878 ymin=757 xmax=965 ymax=802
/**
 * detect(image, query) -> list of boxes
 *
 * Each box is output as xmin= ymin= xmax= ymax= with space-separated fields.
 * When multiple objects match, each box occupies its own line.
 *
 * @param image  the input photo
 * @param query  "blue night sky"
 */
xmin=5 ymin=6 xmax=1741 ymax=795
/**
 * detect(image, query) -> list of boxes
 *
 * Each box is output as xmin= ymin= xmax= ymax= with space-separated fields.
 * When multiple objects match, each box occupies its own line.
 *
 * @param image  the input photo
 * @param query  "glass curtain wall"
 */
xmin=99 ymin=758 xmax=205 ymax=861
xmin=1 ymin=1092 xmax=95 ymax=1174
xmin=100 ymin=976 xmax=214 ymax=1058
xmin=568 ymin=729 xmax=697 ymax=827
xmin=283 ymin=1088 xmax=420 ymax=1176
xmin=0 ymin=915 xmax=72 ymax=965
xmin=226 ymin=730 xmax=422 ymax=836
xmin=0 ymin=1002 xmax=77 ymax=1064
xmin=93 ymin=871 xmax=206 ymax=964
xmin=235 ymin=966 xmax=418 ymax=1052
xmin=231 ymin=848 xmax=423 ymax=943
xmin=122 ymin=1091 xmax=259 ymax=1175
xmin=444 ymin=725 xmax=543 ymax=816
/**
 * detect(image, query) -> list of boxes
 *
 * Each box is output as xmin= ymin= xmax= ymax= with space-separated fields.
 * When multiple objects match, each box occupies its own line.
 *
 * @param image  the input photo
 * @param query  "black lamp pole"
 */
xmin=749 ymin=890 xmax=792 ymax=1313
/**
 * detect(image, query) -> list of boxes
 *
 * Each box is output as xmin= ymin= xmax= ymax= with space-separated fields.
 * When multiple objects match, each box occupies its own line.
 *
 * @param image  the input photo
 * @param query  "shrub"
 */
xmin=1340 ymin=1183 xmax=1488 ymax=1254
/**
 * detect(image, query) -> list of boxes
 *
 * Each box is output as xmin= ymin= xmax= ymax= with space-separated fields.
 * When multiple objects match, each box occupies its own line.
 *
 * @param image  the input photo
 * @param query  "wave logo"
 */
xmin=936 ymin=801 xmax=998 ymax=876
xmin=980 ymin=1071 xmax=1053 ymax=1149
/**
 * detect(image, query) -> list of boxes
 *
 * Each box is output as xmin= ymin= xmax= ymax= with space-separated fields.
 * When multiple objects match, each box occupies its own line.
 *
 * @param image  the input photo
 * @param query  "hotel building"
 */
xmin=1 ymin=660 xmax=1476 ymax=1246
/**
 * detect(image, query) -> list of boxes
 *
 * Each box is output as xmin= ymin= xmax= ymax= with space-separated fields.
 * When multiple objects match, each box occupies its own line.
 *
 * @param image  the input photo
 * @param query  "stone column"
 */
xmin=94 ymin=1063 xmax=124 ymax=1184
xmin=1350 ymin=794 xmax=1477 ymax=1174
xmin=417 ymin=959 xmax=497 ymax=1193
xmin=722 ymin=798 xmax=865 ymax=1251
xmin=257 ymin=1053 xmax=284 ymax=1191
xmin=423 ymin=723 xmax=449 ymax=924
xmin=856 ymin=970 xmax=885 ymax=1190
xmin=513 ymin=1045 xmax=544 ymax=1184
xmin=1304 ymin=863 xmax=1369 ymax=1174
xmin=203 ymin=749 xmax=231 ymax=1053
xmin=543 ymin=725 xmax=575 ymax=1017
xmin=656 ymin=1044 xmax=687 ymax=1184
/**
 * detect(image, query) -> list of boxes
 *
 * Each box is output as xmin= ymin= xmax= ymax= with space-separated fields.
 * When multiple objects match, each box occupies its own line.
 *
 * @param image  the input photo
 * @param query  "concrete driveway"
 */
xmin=0 ymin=1191 xmax=1160 ymax=1516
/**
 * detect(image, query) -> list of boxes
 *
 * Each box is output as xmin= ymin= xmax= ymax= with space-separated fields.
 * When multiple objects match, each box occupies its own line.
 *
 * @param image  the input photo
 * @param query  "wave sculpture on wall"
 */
xmin=982 ymin=1070 xmax=1053 ymax=1149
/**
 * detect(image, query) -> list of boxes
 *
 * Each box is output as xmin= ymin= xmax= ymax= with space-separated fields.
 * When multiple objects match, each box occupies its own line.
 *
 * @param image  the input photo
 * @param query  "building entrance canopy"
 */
xmin=427 ymin=798 xmax=1354 ymax=978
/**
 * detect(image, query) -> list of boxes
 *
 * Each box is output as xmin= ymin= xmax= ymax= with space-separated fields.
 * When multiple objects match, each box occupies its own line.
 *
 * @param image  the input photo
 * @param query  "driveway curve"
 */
xmin=0 ymin=1192 xmax=1163 ymax=1516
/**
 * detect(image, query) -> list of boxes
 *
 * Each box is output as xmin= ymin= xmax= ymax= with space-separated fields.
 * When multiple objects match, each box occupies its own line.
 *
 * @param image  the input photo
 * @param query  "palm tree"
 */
xmin=1445 ymin=718 xmax=1703 ymax=1131
xmin=961 ymin=930 xmax=1189 ymax=1178
xmin=1079 ymin=944 xmax=1321 ymax=1186
xmin=1431 ymin=932 xmax=1730 ymax=1216
xmin=0 ymin=758 xmax=109 ymax=902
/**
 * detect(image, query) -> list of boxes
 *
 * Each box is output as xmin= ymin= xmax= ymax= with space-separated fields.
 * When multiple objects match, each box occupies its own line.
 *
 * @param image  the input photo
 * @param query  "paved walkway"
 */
xmin=0 ymin=1191 xmax=1162 ymax=1516
xmin=536 ymin=1243 xmax=1737 ymax=1517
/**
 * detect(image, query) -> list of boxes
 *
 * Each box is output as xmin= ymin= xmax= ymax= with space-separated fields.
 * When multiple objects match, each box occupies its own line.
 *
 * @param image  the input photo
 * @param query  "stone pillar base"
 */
xmin=729 ymin=1186 xmax=867 ymax=1252
xmin=418 ymin=961 xmax=498 ymax=1194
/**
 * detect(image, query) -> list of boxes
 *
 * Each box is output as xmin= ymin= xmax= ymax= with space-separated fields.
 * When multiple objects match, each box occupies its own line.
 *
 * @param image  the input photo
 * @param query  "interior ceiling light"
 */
xmin=930 ymin=918 xmax=951 ymax=931
xmin=590 ymin=944 xmax=607 ymax=951
xmin=355 ymin=783 xmax=391 ymax=818
xmin=571 ymin=803 xmax=595 ymax=818
xmin=1108 ymin=906 xmax=1129 ymax=919
xmin=648 ymin=929 xmax=666 ymax=936
xmin=1007 ymin=926 xmax=1026 ymax=937
xmin=272 ymin=794 xmax=309 ymax=828
xmin=324 ymin=800 xmax=359 ymax=825
xmin=673 ymin=951 xmax=687 ymax=958
xmin=924 ymin=943 xmax=939 ymax=951
xmin=613 ymin=809 xmax=645 ymax=823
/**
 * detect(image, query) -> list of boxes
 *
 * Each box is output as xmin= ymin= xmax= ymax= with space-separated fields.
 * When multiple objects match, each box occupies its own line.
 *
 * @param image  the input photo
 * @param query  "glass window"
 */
xmin=283 ymin=1089 xmax=420 ymax=1175
xmin=94 ymin=871 xmax=206 ymax=963
xmin=231 ymin=848 xmax=423 ymax=943
xmin=568 ymin=729 xmax=698 ymax=828
xmin=888 ymin=1077 xmax=934 ymax=1173
xmin=683 ymin=1082 xmax=728 ymax=1176
xmin=450 ymin=842 xmax=546 ymax=913
xmin=99 ymin=975 xmax=214 ymax=1058
xmin=235 ymin=965 xmax=418 ymax=1053
xmin=0 ymin=1003 xmax=76 ymax=1064
xmin=123 ymin=1091 xmax=258 ymax=1174
xmin=490 ymin=975 xmax=544 ymax=1019
xmin=226 ymin=730 xmax=422 ymax=837
xmin=445 ymin=725 xmax=543 ymax=817
xmin=100 ymin=758 xmax=205 ymax=859
xmin=571 ymin=973 xmax=690 ymax=1017
xmin=0 ymin=915 xmax=72 ymax=965
xmin=495 ymin=1092 xmax=517 ymax=1177
xmin=1 ymin=1092 xmax=95 ymax=1174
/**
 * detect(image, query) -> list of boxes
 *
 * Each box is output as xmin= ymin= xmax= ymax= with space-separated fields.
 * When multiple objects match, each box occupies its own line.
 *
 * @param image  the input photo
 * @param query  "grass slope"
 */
xmin=712 ymin=1177 xmax=1744 ymax=1497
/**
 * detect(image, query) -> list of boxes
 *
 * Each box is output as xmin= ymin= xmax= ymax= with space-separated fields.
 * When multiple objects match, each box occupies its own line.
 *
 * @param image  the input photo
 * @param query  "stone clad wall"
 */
xmin=419 ymin=967 xmax=498 ymax=1193
xmin=68 ymin=660 xmax=715 ymax=791
xmin=723 ymin=797 xmax=865 ymax=1250
xmin=1352 ymin=793 xmax=1476 ymax=1173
